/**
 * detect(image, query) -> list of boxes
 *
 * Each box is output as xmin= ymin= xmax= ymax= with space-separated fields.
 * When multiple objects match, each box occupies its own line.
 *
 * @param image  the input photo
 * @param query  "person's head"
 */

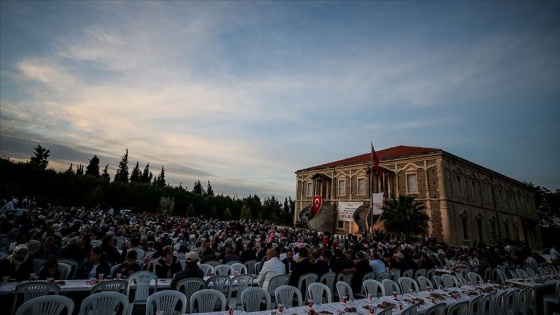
xmin=126 ymin=250 xmax=138 ymax=265
xmin=299 ymin=247 xmax=308 ymax=259
xmin=334 ymin=248 xmax=343 ymax=258
xmin=12 ymin=244 xmax=28 ymax=263
xmin=89 ymin=247 xmax=105 ymax=264
xmin=311 ymin=250 xmax=320 ymax=261
xmin=265 ymin=248 xmax=277 ymax=261
xmin=286 ymin=249 xmax=294 ymax=261
xmin=185 ymin=252 xmax=199 ymax=264
xmin=356 ymin=251 xmax=366 ymax=261
xmin=394 ymin=252 xmax=404 ymax=261
xmin=44 ymin=259 xmax=59 ymax=272
xmin=162 ymin=245 xmax=174 ymax=258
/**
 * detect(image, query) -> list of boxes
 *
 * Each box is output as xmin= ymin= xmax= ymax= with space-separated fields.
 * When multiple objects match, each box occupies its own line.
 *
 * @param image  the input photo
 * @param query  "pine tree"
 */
xmin=223 ymin=208 xmax=232 ymax=220
xmin=130 ymin=162 xmax=141 ymax=183
xmin=192 ymin=180 xmax=203 ymax=195
xmin=30 ymin=144 xmax=50 ymax=169
xmin=155 ymin=166 xmax=166 ymax=188
xmin=65 ymin=163 xmax=74 ymax=175
xmin=114 ymin=149 xmax=129 ymax=183
xmin=85 ymin=155 xmax=100 ymax=177
xmin=76 ymin=164 xmax=84 ymax=175
xmin=240 ymin=205 xmax=252 ymax=220
xmin=101 ymin=164 xmax=111 ymax=181
xmin=206 ymin=180 xmax=214 ymax=196
xmin=141 ymin=163 xmax=153 ymax=184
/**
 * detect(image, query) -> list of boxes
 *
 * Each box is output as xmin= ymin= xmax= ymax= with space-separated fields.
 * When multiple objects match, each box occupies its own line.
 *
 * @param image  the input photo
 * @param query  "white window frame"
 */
xmin=338 ymin=179 xmax=346 ymax=196
xmin=357 ymin=178 xmax=366 ymax=195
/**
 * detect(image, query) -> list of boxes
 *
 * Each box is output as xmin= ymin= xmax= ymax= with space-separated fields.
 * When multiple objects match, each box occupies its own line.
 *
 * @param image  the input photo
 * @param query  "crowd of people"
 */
xmin=1 ymin=197 xmax=558 ymax=294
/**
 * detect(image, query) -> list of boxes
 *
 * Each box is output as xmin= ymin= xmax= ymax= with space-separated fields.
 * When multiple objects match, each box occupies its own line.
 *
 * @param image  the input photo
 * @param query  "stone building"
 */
xmin=294 ymin=145 xmax=543 ymax=248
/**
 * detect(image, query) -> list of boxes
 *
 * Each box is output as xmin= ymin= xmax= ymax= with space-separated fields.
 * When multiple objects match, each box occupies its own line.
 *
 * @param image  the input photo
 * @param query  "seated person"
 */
xmin=155 ymin=245 xmax=182 ymax=278
xmin=112 ymin=250 xmax=141 ymax=279
xmin=76 ymin=247 xmax=112 ymax=279
xmin=38 ymin=259 xmax=61 ymax=280
xmin=0 ymin=244 xmax=33 ymax=281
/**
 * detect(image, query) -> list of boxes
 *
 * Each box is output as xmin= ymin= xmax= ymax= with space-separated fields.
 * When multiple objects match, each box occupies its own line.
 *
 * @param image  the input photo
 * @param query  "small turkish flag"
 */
xmin=312 ymin=196 xmax=322 ymax=214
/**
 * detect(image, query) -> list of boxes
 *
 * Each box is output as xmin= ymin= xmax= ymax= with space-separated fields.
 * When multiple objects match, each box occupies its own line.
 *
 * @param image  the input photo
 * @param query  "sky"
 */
xmin=1 ymin=1 xmax=559 ymax=201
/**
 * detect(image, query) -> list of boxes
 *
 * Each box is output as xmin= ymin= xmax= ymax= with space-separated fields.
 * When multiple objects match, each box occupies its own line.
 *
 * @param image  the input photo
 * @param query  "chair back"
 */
xmin=414 ymin=268 xmax=426 ymax=280
xmin=146 ymin=290 xmax=187 ymax=315
xmin=58 ymin=259 xmax=80 ymax=279
xmin=362 ymin=279 xmax=385 ymax=297
xmin=495 ymin=269 xmax=508 ymax=285
xmin=268 ymin=274 xmax=289 ymax=297
xmin=198 ymin=264 xmax=214 ymax=276
xmin=433 ymin=275 xmax=443 ymax=288
xmin=226 ymin=260 xmax=242 ymax=266
xmin=90 ymin=279 xmax=128 ymax=294
xmin=446 ymin=300 xmax=468 ymax=315
xmin=525 ymin=268 xmax=536 ymax=277
xmin=424 ymin=302 xmax=446 ymax=315
xmin=12 ymin=281 xmax=61 ymax=315
xmin=335 ymin=281 xmax=354 ymax=300
xmin=402 ymin=269 xmax=414 ymax=278
xmin=389 ymin=269 xmax=401 ymax=281
xmin=401 ymin=304 xmax=418 ymax=315
xmin=441 ymin=274 xmax=459 ymax=288
xmin=175 ymin=277 xmax=205 ymax=309
xmin=376 ymin=271 xmax=390 ymax=281
xmin=228 ymin=274 xmax=254 ymax=301
xmin=215 ymin=264 xmax=234 ymax=276
xmin=308 ymin=282 xmax=332 ymax=304
xmin=230 ymin=263 xmax=247 ymax=275
xmin=362 ymin=271 xmax=376 ymax=281
xmin=382 ymin=279 xmax=401 ymax=296
xmin=298 ymin=273 xmax=318 ymax=300
xmin=205 ymin=261 xmax=220 ymax=268
xmin=244 ymin=260 xmax=257 ymax=275
xmin=33 ymin=258 xmax=48 ymax=273
xmin=467 ymin=294 xmax=485 ymax=315
xmin=467 ymin=272 xmax=483 ymax=285
xmin=126 ymin=271 xmax=158 ymax=303
xmin=274 ymin=285 xmax=303 ymax=307
xmin=205 ymin=275 xmax=230 ymax=295
xmin=336 ymin=272 xmax=353 ymax=285
xmin=189 ymin=289 xmax=226 ymax=313
xmin=15 ymin=295 xmax=74 ymax=315
xmin=319 ymin=272 xmax=336 ymax=294
xmin=398 ymin=276 xmax=419 ymax=293
xmin=376 ymin=307 xmax=395 ymax=315
xmin=78 ymin=291 xmax=129 ymax=315
xmin=426 ymin=268 xmax=436 ymax=281
xmin=241 ymin=287 xmax=271 ymax=312
xmin=417 ymin=276 xmax=433 ymax=291
xmin=57 ymin=262 xmax=72 ymax=280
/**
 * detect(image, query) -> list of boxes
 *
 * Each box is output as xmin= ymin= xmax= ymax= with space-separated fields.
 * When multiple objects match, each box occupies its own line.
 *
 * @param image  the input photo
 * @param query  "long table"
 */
xmin=0 ymin=278 xmax=174 ymax=295
xmin=194 ymin=284 xmax=511 ymax=315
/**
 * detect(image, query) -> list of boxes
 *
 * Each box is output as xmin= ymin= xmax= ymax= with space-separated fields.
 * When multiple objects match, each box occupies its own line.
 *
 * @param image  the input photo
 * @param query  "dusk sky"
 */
xmin=1 ymin=1 xmax=559 ymax=201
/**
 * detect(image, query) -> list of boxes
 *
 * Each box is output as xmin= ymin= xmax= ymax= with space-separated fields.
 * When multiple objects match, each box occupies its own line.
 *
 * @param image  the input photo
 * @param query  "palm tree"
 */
xmin=380 ymin=195 xmax=430 ymax=236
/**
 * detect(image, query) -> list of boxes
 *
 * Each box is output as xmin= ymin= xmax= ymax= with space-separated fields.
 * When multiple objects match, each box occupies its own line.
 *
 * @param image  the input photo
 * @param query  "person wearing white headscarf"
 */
xmin=0 ymin=244 xmax=34 ymax=281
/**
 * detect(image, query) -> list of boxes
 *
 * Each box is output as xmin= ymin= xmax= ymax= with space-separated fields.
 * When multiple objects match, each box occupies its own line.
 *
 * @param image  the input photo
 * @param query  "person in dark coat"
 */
xmin=171 ymin=252 xmax=204 ymax=289
xmin=311 ymin=250 xmax=330 ymax=278
xmin=38 ymin=259 xmax=62 ymax=280
xmin=76 ymin=247 xmax=112 ymax=279
xmin=0 ymin=244 xmax=33 ymax=281
xmin=56 ymin=237 xmax=85 ymax=263
xmin=282 ymin=249 xmax=295 ymax=274
xmin=342 ymin=251 xmax=373 ymax=293
xmin=112 ymin=250 xmax=141 ymax=279
xmin=288 ymin=247 xmax=313 ymax=287
xmin=155 ymin=245 xmax=182 ymax=278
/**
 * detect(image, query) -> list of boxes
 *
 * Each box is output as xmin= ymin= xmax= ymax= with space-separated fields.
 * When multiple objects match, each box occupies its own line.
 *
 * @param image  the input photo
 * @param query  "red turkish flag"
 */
xmin=312 ymin=195 xmax=322 ymax=214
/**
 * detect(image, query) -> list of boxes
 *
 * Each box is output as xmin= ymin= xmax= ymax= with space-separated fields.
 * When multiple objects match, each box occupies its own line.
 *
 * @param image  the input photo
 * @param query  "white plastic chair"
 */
xmin=275 ymin=285 xmax=303 ymax=307
xmin=401 ymin=304 xmax=418 ymax=315
xmin=33 ymin=258 xmax=48 ymax=273
xmin=446 ymin=300 xmax=468 ymax=315
xmin=11 ymin=281 xmax=61 ymax=315
xmin=518 ymin=287 xmax=537 ymax=315
xmin=15 ymin=295 xmax=74 ymax=315
xmin=543 ymin=282 xmax=560 ymax=315
xmin=126 ymin=271 xmax=158 ymax=314
xmin=146 ymin=290 xmax=187 ymax=315
xmin=90 ymin=279 xmax=128 ymax=294
xmin=205 ymin=275 xmax=230 ymax=296
xmin=467 ymin=294 xmax=485 ymax=315
xmin=308 ymin=282 xmax=332 ymax=304
xmin=362 ymin=279 xmax=385 ymax=297
xmin=425 ymin=302 xmax=446 ymax=315
xmin=79 ymin=291 xmax=129 ymax=315
xmin=175 ymin=278 xmax=205 ymax=310
xmin=268 ymin=274 xmax=289 ymax=301
xmin=215 ymin=264 xmax=233 ymax=276
xmin=376 ymin=307 xmax=395 ymax=315
xmin=189 ymin=289 xmax=226 ymax=313
xmin=244 ymin=260 xmax=257 ymax=275
xmin=57 ymin=262 xmax=72 ymax=280
xmin=241 ymin=287 xmax=271 ymax=312
xmin=516 ymin=269 xmax=529 ymax=277
xmin=382 ymin=279 xmax=401 ymax=296
xmin=362 ymin=271 xmax=376 ymax=281
xmin=335 ymin=281 xmax=354 ymax=300
xmin=228 ymin=274 xmax=254 ymax=305
xmin=389 ymin=269 xmax=401 ymax=281
xmin=417 ymin=276 xmax=434 ymax=291
xmin=402 ymin=269 xmax=414 ymax=278
xmin=426 ymin=268 xmax=436 ymax=281
xmin=433 ymin=275 xmax=444 ymax=288
xmin=441 ymin=274 xmax=460 ymax=288
xmin=319 ymin=272 xmax=336 ymax=294
xmin=376 ymin=271 xmax=390 ymax=281
xmin=58 ymin=258 xmax=80 ymax=279
xmin=198 ymin=264 xmax=214 ymax=276
xmin=495 ymin=269 xmax=508 ymax=285
xmin=298 ymin=273 xmax=318 ymax=300
xmin=337 ymin=272 xmax=353 ymax=285
xmin=467 ymin=272 xmax=484 ymax=285
xmin=414 ymin=268 xmax=427 ymax=280
xmin=398 ymin=276 xmax=420 ymax=293
xmin=230 ymin=263 xmax=248 ymax=275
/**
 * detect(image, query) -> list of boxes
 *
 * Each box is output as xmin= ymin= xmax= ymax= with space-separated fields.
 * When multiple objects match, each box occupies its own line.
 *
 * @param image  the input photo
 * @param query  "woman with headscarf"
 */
xmin=0 ymin=244 xmax=34 ymax=281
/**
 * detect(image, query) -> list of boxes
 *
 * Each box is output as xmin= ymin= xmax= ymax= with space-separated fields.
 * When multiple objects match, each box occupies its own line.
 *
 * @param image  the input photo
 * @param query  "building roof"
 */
xmin=296 ymin=145 xmax=440 ymax=173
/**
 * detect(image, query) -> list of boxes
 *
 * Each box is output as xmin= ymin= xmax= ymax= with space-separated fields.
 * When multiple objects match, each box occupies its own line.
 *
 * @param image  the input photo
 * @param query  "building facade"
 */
xmin=295 ymin=145 xmax=543 ymax=248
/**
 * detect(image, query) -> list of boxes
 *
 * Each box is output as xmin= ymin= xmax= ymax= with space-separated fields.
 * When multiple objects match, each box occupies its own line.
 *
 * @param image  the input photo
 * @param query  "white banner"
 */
xmin=371 ymin=193 xmax=384 ymax=215
xmin=338 ymin=201 xmax=363 ymax=222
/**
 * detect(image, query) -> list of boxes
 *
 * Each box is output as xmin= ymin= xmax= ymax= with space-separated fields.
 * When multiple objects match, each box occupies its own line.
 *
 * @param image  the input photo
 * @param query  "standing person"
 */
xmin=77 ymin=247 xmax=111 ymax=279
xmin=171 ymin=252 xmax=204 ymax=289
xmin=282 ymin=249 xmax=295 ymax=274
xmin=155 ymin=245 xmax=182 ymax=278
xmin=0 ymin=244 xmax=33 ymax=281
xmin=255 ymin=248 xmax=285 ymax=291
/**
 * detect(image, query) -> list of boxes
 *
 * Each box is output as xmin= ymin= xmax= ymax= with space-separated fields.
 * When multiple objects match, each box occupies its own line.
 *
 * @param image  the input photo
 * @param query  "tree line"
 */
xmin=0 ymin=145 xmax=295 ymax=225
